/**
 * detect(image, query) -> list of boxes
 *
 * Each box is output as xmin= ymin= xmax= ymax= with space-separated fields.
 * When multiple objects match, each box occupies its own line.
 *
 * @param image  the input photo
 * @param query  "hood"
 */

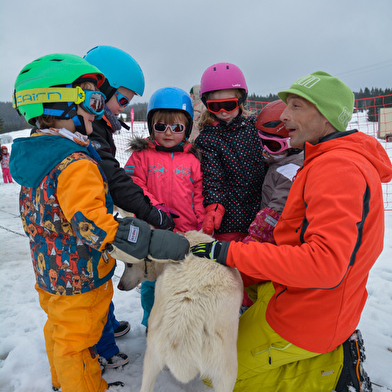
xmin=305 ymin=130 xmax=392 ymax=184
xmin=128 ymin=136 xmax=200 ymax=158
xmin=10 ymin=134 xmax=89 ymax=188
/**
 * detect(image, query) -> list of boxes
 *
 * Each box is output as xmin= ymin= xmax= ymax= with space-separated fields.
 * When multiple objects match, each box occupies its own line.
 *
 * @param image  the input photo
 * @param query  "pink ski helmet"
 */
xmin=200 ymin=62 xmax=248 ymax=106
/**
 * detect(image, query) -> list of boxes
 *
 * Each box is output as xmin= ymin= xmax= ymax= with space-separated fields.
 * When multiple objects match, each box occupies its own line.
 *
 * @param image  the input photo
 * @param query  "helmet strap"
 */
xmin=42 ymin=102 xmax=88 ymax=135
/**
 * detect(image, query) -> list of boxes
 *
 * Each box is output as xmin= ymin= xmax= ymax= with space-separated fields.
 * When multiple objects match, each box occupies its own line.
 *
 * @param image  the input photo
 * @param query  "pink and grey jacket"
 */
xmin=125 ymin=137 xmax=205 ymax=232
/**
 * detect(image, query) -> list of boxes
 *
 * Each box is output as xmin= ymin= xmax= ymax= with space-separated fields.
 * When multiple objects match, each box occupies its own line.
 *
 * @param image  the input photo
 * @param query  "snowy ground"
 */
xmin=0 ymin=127 xmax=391 ymax=392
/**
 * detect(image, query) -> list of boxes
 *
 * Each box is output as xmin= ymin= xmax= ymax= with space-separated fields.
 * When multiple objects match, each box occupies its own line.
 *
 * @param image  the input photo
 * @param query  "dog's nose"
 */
xmin=117 ymin=281 xmax=125 ymax=291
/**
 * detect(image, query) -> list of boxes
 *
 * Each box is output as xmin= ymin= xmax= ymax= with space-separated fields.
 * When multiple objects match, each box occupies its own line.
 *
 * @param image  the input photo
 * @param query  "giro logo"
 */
xmin=293 ymin=75 xmax=321 ymax=89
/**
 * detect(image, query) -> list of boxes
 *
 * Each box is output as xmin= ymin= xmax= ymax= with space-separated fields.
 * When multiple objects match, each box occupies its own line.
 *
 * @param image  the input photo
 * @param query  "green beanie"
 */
xmin=278 ymin=71 xmax=354 ymax=132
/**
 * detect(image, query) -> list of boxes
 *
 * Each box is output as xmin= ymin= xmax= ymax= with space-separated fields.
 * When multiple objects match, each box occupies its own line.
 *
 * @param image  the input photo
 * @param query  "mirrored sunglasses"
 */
xmin=153 ymin=123 xmax=186 ymax=133
xmin=206 ymin=98 xmax=239 ymax=114
xmin=115 ymin=90 xmax=131 ymax=107
xmin=80 ymin=90 xmax=106 ymax=119
xmin=258 ymin=131 xmax=290 ymax=154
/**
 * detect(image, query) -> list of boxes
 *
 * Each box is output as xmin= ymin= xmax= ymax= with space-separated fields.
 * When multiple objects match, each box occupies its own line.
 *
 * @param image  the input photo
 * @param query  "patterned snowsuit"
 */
xmin=10 ymin=132 xmax=119 ymax=392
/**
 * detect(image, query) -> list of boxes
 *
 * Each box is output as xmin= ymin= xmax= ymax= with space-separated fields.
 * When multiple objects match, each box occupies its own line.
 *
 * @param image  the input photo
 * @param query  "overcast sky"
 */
xmin=1 ymin=0 xmax=391 ymax=106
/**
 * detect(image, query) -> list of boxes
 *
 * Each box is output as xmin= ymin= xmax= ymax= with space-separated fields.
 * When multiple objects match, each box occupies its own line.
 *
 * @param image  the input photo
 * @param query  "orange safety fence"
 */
xmin=114 ymin=95 xmax=392 ymax=211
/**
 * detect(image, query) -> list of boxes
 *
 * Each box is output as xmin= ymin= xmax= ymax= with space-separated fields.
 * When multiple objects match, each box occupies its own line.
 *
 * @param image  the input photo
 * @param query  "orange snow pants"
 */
xmin=36 ymin=281 xmax=113 ymax=392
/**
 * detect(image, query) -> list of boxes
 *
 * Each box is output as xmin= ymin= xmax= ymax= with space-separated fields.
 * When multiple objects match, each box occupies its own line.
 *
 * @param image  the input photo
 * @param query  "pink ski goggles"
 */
xmin=258 ymin=131 xmax=290 ymax=154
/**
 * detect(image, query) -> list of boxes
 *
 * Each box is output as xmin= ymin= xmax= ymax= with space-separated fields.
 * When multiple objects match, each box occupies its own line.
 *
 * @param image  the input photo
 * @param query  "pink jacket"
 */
xmin=125 ymin=138 xmax=205 ymax=232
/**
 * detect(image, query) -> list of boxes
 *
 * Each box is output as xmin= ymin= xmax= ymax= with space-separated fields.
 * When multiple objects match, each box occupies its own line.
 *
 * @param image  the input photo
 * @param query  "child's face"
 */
xmin=106 ymin=86 xmax=135 ymax=116
xmin=208 ymin=90 xmax=240 ymax=123
xmin=77 ymin=105 xmax=95 ymax=135
xmin=153 ymin=116 xmax=186 ymax=148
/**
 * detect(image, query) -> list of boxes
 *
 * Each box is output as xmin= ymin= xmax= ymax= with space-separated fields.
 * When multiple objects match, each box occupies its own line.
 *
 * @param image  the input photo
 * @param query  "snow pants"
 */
xmin=96 ymin=301 xmax=120 ymax=360
xmin=2 ymin=167 xmax=13 ymax=183
xmin=36 ymin=280 xmax=113 ymax=392
xmin=235 ymin=282 xmax=344 ymax=391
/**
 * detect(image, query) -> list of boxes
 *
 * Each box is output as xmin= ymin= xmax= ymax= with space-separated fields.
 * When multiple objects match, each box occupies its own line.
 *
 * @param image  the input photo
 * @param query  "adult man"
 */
xmin=192 ymin=71 xmax=392 ymax=391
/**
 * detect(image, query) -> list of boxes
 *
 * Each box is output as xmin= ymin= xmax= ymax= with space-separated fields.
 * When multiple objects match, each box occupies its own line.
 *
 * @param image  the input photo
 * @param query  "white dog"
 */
xmin=118 ymin=230 xmax=243 ymax=392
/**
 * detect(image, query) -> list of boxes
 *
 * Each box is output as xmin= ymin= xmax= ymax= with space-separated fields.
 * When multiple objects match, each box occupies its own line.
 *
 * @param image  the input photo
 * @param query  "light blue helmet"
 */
xmin=147 ymin=87 xmax=194 ymax=139
xmin=84 ymin=45 xmax=145 ymax=101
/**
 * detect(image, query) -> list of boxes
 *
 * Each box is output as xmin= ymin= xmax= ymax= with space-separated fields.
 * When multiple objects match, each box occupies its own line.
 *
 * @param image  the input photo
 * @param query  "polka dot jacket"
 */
xmin=195 ymin=115 xmax=268 ymax=234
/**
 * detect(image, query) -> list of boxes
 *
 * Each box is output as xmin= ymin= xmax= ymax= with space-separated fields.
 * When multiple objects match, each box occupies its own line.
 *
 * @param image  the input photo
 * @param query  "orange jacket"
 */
xmin=225 ymin=130 xmax=392 ymax=353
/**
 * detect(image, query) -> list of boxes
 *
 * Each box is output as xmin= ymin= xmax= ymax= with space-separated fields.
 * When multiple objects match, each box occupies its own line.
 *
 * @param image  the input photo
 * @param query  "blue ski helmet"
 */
xmin=84 ymin=46 xmax=145 ymax=101
xmin=147 ymin=87 xmax=194 ymax=139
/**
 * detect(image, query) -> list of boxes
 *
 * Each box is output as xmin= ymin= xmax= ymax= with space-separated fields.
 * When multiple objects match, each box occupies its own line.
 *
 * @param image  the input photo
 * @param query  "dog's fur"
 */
xmin=118 ymin=230 xmax=243 ymax=392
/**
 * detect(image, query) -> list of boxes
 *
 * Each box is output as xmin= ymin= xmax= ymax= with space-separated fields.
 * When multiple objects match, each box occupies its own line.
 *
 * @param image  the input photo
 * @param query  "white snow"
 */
xmin=0 ymin=124 xmax=391 ymax=392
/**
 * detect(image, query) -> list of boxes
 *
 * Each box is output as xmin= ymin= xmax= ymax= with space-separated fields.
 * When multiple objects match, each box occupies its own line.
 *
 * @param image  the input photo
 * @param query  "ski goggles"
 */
xmin=258 ymin=131 xmax=290 ymax=154
xmin=115 ymin=90 xmax=131 ymax=107
xmin=79 ymin=89 xmax=106 ymax=118
xmin=206 ymin=98 xmax=239 ymax=114
xmin=13 ymin=86 xmax=106 ymax=118
xmin=153 ymin=123 xmax=186 ymax=133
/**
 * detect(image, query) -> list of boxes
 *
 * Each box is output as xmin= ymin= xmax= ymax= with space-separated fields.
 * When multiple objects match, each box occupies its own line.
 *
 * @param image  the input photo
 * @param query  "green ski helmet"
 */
xmin=13 ymin=53 xmax=105 ymax=126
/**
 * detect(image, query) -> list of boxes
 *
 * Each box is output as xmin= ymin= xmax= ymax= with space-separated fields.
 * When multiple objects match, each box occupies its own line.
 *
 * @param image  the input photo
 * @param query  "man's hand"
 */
xmin=190 ymin=240 xmax=225 ymax=264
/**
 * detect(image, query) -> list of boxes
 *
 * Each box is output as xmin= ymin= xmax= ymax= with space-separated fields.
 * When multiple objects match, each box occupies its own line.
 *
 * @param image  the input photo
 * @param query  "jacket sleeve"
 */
xmin=89 ymin=122 xmax=153 ymax=220
xmin=195 ymin=135 xmax=226 ymax=207
xmin=225 ymin=157 xmax=370 ymax=289
xmin=191 ymin=160 xmax=206 ymax=226
xmin=267 ymin=169 xmax=295 ymax=213
xmin=124 ymin=151 xmax=161 ymax=206
xmin=56 ymin=158 xmax=119 ymax=252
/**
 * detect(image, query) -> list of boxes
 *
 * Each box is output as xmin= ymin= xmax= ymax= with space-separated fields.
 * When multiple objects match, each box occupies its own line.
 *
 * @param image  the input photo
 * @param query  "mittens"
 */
xmin=149 ymin=230 xmax=189 ymax=261
xmin=202 ymin=203 xmax=225 ymax=235
xmin=106 ymin=216 xmax=151 ymax=264
xmin=243 ymin=207 xmax=280 ymax=244
xmin=106 ymin=216 xmax=190 ymax=264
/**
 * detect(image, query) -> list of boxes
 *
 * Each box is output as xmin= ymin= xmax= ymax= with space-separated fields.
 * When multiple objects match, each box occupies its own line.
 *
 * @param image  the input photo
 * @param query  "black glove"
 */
xmin=105 ymin=216 xmax=151 ymax=264
xmin=190 ymin=240 xmax=225 ymax=264
xmin=145 ymin=205 xmax=178 ymax=231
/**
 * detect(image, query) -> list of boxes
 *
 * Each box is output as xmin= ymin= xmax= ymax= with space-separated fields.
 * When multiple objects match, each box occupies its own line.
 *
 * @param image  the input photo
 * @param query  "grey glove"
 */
xmin=149 ymin=230 xmax=190 ymax=261
xmin=105 ymin=216 xmax=151 ymax=264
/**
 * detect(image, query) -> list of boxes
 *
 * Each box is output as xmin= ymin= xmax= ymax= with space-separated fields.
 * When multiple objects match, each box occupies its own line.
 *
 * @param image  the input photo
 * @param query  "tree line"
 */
xmin=1 ymin=87 xmax=391 ymax=134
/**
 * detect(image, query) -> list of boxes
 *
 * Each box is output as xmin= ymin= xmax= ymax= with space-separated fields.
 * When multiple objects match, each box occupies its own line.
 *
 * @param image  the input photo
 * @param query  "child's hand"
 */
xmin=146 ymin=205 xmax=178 ymax=231
xmin=202 ymin=203 xmax=225 ymax=235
